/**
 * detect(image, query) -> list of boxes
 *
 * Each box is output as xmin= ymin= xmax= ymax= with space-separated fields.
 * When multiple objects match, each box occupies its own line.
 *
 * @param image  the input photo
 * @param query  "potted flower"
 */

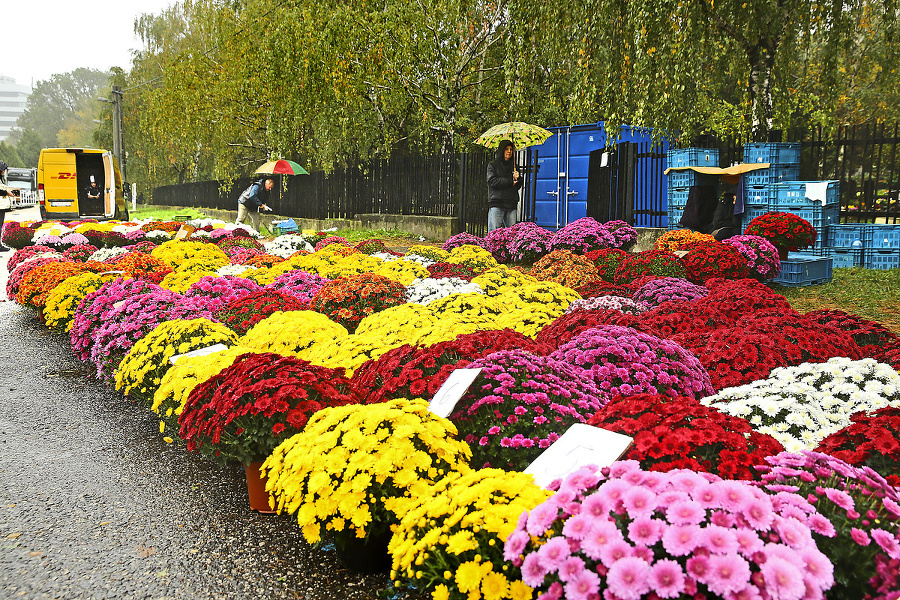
xmin=530 ymin=249 xmax=600 ymax=288
xmin=722 ymin=234 xmax=782 ymax=280
xmin=702 ymin=356 xmax=900 ymax=451
xmin=238 ymin=309 xmax=349 ymax=359
xmin=506 ymin=462 xmax=834 ymax=600
xmin=177 ymin=352 xmax=359 ymax=512
xmin=350 ymin=329 xmax=542 ymax=405
xmin=613 ymin=249 xmax=688 ymax=283
xmin=548 ymin=217 xmax=617 ymax=253
xmin=309 ymin=272 xmax=408 ymax=332
xmin=449 ymin=349 xmax=607 ymax=470
xmin=678 ymin=240 xmax=750 ymax=283
xmin=115 ymin=317 xmax=239 ymax=407
xmin=262 ymin=399 xmax=472 ymax=572
xmin=757 ymin=451 xmax=900 ymax=600
xmin=213 ymin=289 xmax=306 ymax=335
xmin=815 ymin=406 xmax=900 ymax=487
xmin=548 ymin=324 xmax=714 ymax=400
xmin=587 ymin=393 xmax=783 ymax=479
xmin=389 ymin=469 xmax=552 ymax=600
xmin=743 ymin=211 xmax=817 ymax=257
xmin=630 ymin=276 xmax=708 ymax=307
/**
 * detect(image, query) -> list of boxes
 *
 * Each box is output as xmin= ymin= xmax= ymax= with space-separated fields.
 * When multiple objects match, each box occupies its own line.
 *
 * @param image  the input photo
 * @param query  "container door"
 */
xmin=102 ymin=152 xmax=116 ymax=218
xmin=533 ymin=129 xmax=567 ymax=229
xmin=564 ymin=128 xmax=605 ymax=223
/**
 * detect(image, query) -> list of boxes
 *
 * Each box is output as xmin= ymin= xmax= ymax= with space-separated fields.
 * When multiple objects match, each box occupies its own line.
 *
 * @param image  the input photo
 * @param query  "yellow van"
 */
xmin=37 ymin=148 xmax=129 ymax=221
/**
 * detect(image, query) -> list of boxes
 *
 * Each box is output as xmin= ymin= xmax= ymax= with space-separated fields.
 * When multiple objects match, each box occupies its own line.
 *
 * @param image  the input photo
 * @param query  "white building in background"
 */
xmin=0 ymin=76 xmax=32 ymax=143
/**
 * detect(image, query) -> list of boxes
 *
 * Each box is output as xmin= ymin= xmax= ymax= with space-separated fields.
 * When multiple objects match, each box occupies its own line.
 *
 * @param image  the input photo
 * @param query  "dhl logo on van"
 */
xmin=52 ymin=172 xmax=77 ymax=180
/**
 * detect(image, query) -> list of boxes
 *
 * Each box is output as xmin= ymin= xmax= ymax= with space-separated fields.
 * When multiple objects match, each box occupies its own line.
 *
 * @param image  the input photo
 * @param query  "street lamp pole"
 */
xmin=97 ymin=86 xmax=126 ymax=184
xmin=111 ymin=85 xmax=126 ymax=184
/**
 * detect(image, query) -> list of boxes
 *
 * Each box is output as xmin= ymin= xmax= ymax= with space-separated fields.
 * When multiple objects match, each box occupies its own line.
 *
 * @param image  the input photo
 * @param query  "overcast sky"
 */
xmin=3 ymin=0 xmax=177 ymax=88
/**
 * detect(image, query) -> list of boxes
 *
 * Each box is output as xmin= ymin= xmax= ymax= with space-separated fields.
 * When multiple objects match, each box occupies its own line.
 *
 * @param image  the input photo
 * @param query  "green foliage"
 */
xmin=14 ymin=68 xmax=112 ymax=150
xmin=0 ymin=142 xmax=23 ymax=168
xmin=505 ymin=0 xmax=900 ymax=141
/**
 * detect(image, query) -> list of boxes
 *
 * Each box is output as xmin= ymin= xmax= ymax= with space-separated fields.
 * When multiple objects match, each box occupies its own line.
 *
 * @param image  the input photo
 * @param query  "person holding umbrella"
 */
xmin=236 ymin=177 xmax=275 ymax=232
xmin=486 ymin=140 xmax=522 ymax=231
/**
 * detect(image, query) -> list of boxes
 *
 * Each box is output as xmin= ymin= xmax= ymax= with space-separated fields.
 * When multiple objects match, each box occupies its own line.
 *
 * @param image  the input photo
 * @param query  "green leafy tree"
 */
xmin=15 ymin=68 xmax=112 ymax=150
xmin=506 ymin=0 xmax=900 ymax=140
xmin=0 ymin=142 xmax=24 ymax=167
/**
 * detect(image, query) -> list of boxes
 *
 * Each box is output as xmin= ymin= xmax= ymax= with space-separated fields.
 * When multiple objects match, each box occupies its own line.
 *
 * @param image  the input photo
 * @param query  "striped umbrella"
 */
xmin=254 ymin=159 xmax=309 ymax=175
xmin=475 ymin=122 xmax=553 ymax=149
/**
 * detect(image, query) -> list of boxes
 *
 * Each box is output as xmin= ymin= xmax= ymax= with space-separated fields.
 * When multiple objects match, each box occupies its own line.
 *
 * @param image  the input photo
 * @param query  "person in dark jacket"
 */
xmin=486 ymin=139 xmax=523 ymax=231
xmin=236 ymin=177 xmax=274 ymax=232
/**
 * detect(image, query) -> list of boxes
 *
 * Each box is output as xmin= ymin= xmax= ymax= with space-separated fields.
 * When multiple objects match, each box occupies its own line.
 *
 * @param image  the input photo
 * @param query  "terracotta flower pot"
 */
xmin=243 ymin=461 xmax=275 ymax=513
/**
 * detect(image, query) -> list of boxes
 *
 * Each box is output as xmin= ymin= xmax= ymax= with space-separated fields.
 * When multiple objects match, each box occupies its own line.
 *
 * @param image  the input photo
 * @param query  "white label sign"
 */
xmin=169 ymin=343 xmax=229 ymax=365
xmin=428 ymin=368 xmax=483 ymax=418
xmin=524 ymin=424 xmax=633 ymax=489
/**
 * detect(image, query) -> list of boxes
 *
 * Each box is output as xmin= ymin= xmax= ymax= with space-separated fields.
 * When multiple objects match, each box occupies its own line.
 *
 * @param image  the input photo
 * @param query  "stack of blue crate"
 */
xmin=740 ymin=143 xmax=840 ymax=255
xmin=666 ymin=148 xmax=719 ymax=229
xmin=824 ymin=223 xmax=866 ymax=268
xmin=823 ymin=223 xmax=900 ymax=269
xmin=862 ymin=225 xmax=900 ymax=269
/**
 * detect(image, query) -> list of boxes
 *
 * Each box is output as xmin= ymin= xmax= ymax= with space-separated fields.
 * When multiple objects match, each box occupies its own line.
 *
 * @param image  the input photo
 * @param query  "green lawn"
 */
xmin=777 ymin=267 xmax=900 ymax=334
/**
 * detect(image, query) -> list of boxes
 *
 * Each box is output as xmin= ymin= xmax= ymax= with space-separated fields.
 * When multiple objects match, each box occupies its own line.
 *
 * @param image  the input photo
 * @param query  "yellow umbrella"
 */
xmin=475 ymin=122 xmax=553 ymax=149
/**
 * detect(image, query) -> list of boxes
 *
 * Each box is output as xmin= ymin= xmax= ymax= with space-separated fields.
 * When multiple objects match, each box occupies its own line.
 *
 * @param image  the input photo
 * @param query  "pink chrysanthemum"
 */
xmin=605 ymin=556 xmax=651 ymax=600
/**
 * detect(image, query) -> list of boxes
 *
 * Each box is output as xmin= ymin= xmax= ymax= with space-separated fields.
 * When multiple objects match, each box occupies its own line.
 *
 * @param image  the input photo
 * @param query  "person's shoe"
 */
xmin=0 ymin=245 xmax=10 ymax=252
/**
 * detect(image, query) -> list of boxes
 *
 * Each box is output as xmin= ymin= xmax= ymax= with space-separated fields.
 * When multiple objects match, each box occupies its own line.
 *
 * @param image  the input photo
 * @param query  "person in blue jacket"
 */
xmin=236 ymin=177 xmax=274 ymax=232
xmin=486 ymin=140 xmax=523 ymax=231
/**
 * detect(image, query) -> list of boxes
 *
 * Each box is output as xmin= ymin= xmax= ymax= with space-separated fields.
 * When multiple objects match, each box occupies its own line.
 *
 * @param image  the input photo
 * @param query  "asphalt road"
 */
xmin=0 ymin=221 xmax=390 ymax=599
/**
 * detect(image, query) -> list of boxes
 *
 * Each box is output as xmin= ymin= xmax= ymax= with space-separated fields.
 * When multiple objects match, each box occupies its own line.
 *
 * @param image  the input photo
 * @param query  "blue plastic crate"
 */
xmin=667 ymin=148 xmax=719 ymax=169
xmin=772 ymin=255 xmax=833 ymax=286
xmin=743 ymin=164 xmax=801 ymax=187
xmin=863 ymin=250 xmax=900 ymax=270
xmin=863 ymin=224 xmax=900 ymax=250
xmin=743 ymin=186 xmax=776 ymax=208
xmin=827 ymin=223 xmax=868 ymax=249
xmin=826 ymin=247 xmax=864 ymax=268
xmin=667 ymin=206 xmax=684 ymax=229
xmin=741 ymin=206 xmax=771 ymax=228
xmin=668 ymin=170 xmax=718 ymax=188
xmin=773 ymin=180 xmax=839 ymax=208
xmin=744 ymin=143 xmax=802 ymax=166
xmin=667 ymin=187 xmax=690 ymax=208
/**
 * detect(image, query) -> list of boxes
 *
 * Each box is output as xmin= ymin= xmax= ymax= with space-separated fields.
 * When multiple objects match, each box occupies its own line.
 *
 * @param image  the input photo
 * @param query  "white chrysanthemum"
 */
xmin=405 ymin=277 xmax=484 ymax=305
xmin=263 ymin=235 xmax=314 ymax=258
xmin=370 ymin=252 xmax=401 ymax=262
xmin=216 ymin=264 xmax=253 ymax=276
xmin=402 ymin=254 xmax=438 ymax=267
xmin=88 ymin=247 xmax=130 ymax=262
xmin=702 ymin=357 xmax=900 ymax=451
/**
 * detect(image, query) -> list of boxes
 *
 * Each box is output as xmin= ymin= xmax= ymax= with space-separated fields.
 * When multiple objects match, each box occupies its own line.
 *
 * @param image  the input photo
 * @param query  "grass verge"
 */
xmin=776 ymin=267 xmax=900 ymax=334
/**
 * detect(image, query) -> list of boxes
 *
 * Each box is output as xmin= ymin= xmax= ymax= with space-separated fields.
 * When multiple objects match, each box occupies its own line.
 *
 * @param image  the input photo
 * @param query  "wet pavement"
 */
xmin=0 ymin=300 xmax=391 ymax=598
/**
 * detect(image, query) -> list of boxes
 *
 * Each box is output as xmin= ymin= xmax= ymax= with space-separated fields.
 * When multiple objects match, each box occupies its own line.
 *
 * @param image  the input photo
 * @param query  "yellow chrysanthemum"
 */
xmin=115 ymin=318 xmax=238 ymax=407
xmin=239 ymin=310 xmax=348 ymax=358
xmin=262 ymin=399 xmax=471 ymax=545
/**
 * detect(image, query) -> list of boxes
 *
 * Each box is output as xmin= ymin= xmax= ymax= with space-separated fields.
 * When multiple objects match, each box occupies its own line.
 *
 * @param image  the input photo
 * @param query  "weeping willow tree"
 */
xmin=124 ymin=0 xmax=514 ymax=193
xmin=505 ymin=0 xmax=900 ymax=142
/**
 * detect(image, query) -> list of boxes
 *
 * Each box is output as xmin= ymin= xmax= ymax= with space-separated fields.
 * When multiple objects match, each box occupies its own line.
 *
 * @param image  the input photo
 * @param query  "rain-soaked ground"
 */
xmin=0 ymin=300 xmax=392 ymax=599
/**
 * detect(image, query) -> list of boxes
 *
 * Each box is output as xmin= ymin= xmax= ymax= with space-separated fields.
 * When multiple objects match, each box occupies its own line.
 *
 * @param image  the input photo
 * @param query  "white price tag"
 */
xmin=169 ymin=343 xmax=229 ymax=365
xmin=428 ymin=368 xmax=483 ymax=418
xmin=524 ymin=424 xmax=633 ymax=489
xmin=112 ymin=299 xmax=127 ymax=310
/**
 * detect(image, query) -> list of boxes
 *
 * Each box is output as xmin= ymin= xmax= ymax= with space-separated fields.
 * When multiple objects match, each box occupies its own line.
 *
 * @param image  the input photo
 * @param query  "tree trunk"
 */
xmin=747 ymin=44 xmax=777 ymax=140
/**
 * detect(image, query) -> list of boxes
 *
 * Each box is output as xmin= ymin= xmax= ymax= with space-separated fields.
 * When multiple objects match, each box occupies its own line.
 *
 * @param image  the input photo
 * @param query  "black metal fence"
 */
xmin=153 ymin=152 xmax=496 ymax=231
xmin=153 ymin=123 xmax=900 ymax=231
